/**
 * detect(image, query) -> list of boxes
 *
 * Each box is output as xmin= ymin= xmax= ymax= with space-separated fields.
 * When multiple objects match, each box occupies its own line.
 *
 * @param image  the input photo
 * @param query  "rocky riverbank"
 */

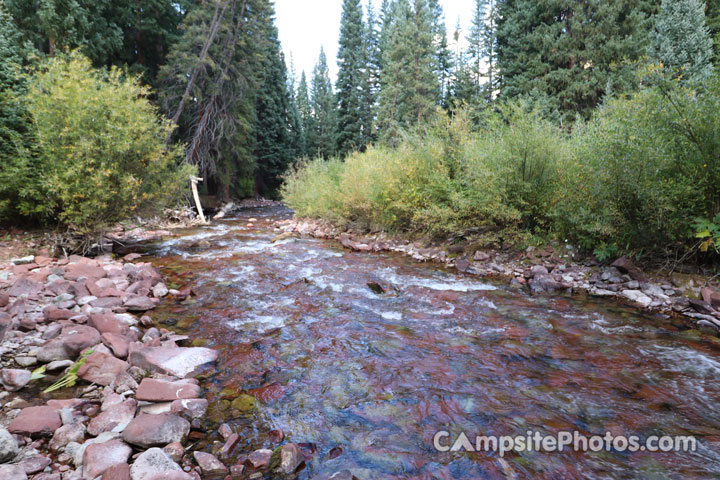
xmin=275 ymin=218 xmax=720 ymax=333
xmin=0 ymin=253 xmax=309 ymax=479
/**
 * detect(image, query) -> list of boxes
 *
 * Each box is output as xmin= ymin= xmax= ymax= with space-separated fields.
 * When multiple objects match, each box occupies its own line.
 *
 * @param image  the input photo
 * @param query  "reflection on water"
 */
xmin=147 ymin=207 xmax=720 ymax=479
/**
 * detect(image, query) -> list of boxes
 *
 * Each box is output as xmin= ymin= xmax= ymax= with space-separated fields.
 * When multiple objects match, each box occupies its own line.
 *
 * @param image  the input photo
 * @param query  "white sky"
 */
xmin=275 ymin=0 xmax=476 ymax=83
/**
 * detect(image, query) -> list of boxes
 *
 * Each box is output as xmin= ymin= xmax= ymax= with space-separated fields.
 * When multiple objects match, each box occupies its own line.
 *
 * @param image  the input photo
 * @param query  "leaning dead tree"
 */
xmin=160 ymin=0 xmax=260 ymax=216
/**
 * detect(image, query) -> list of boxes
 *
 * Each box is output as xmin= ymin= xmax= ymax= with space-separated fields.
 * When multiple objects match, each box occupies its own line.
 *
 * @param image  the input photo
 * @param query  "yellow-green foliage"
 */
xmin=284 ymin=76 xmax=720 ymax=258
xmin=15 ymin=53 xmax=193 ymax=232
xmin=283 ymin=105 xmax=570 ymax=237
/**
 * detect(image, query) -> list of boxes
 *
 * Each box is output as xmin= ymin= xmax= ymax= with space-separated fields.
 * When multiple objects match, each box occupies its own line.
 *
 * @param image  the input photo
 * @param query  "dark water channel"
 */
xmin=146 ymin=207 xmax=720 ymax=479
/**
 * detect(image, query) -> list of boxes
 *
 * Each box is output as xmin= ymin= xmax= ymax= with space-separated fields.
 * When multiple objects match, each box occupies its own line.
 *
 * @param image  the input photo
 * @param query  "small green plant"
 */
xmin=694 ymin=214 xmax=720 ymax=254
xmin=42 ymin=349 xmax=93 ymax=393
xmin=593 ymin=242 xmax=620 ymax=263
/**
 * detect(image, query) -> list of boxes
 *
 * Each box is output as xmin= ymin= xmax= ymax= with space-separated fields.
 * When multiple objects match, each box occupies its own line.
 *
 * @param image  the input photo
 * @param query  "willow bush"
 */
xmin=0 ymin=52 xmax=193 ymax=233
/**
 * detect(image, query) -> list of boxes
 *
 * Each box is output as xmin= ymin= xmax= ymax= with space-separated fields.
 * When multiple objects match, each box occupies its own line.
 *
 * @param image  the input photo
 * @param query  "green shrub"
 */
xmin=555 ymin=74 xmax=720 ymax=256
xmin=6 ymin=53 xmax=194 ymax=233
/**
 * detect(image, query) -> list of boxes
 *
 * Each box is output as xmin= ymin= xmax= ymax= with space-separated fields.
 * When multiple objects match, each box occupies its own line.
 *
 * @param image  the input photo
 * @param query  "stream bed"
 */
xmin=146 ymin=207 xmax=720 ymax=479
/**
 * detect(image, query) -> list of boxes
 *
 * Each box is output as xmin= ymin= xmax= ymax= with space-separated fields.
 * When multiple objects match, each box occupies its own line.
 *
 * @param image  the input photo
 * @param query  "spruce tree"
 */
xmin=428 ymin=0 xmax=452 ymax=106
xmin=286 ymin=63 xmax=304 ymax=161
xmin=296 ymin=71 xmax=312 ymax=157
xmin=362 ymin=1 xmax=381 ymax=144
xmin=254 ymin=27 xmax=294 ymax=195
xmin=308 ymin=48 xmax=337 ymax=159
xmin=648 ymin=0 xmax=714 ymax=81
xmin=496 ymin=0 xmax=659 ymax=120
xmin=709 ymin=0 xmax=720 ymax=62
xmin=378 ymin=0 xmax=437 ymax=141
xmin=336 ymin=0 xmax=367 ymax=156
xmin=160 ymin=0 xmax=274 ymax=199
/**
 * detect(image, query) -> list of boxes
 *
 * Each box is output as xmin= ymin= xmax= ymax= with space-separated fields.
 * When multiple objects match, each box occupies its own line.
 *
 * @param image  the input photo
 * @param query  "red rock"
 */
xmin=7 ymin=277 xmax=43 ymax=297
xmin=7 ymin=298 xmax=26 ymax=318
xmin=82 ymin=439 xmax=132 ymax=479
xmin=248 ymin=382 xmax=285 ymax=403
xmin=0 ymin=368 xmax=32 ymax=391
xmin=0 ymin=314 xmax=11 ymax=341
xmin=170 ymin=398 xmax=208 ymax=420
xmin=87 ymin=399 xmax=137 ymax=436
xmin=218 ymin=423 xmax=233 ymax=440
xmin=136 ymin=379 xmax=201 ymax=402
xmin=8 ymin=406 xmax=62 ymax=437
xmin=76 ymin=351 xmax=129 ymax=386
xmin=60 ymin=325 xmax=102 ymax=356
xmin=88 ymin=313 xmax=126 ymax=335
xmin=44 ymin=307 xmax=76 ymax=321
xmin=49 ymin=423 xmax=86 ymax=452
xmin=121 ymin=413 xmax=190 ymax=448
xmin=90 ymin=297 xmax=124 ymax=309
xmin=65 ymin=262 xmax=106 ymax=281
xmin=193 ymin=452 xmax=226 ymax=475
xmin=128 ymin=345 xmax=218 ymax=378
xmin=101 ymin=463 xmax=130 ymax=480
xmin=21 ymin=454 xmax=51 ymax=474
xmin=123 ymin=296 xmax=157 ymax=312
xmin=611 ymin=256 xmax=648 ymax=282
xmin=247 ymin=449 xmax=272 ymax=469
xmin=101 ymin=333 xmax=131 ymax=359
xmin=0 ymin=293 xmax=9 ymax=307
xmin=230 ymin=464 xmax=245 ymax=477
xmin=274 ymin=443 xmax=303 ymax=474
xmin=219 ymin=433 xmax=240 ymax=459
xmin=162 ymin=442 xmax=184 ymax=462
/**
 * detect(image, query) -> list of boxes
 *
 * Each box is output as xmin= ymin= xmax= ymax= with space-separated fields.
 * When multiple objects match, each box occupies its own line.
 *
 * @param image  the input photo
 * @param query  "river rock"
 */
xmin=170 ymin=398 xmax=208 ymax=419
xmin=87 ymin=399 xmax=137 ymax=436
xmin=128 ymin=345 xmax=217 ymax=378
xmin=272 ymin=443 xmax=303 ymax=475
xmin=0 ymin=464 xmax=27 ymax=480
xmin=82 ymin=439 xmax=132 ymax=479
xmin=38 ymin=325 xmax=101 ymax=362
xmin=65 ymin=261 xmax=106 ymax=281
xmin=121 ymin=413 xmax=190 ymax=448
xmin=136 ymin=379 xmax=201 ymax=402
xmin=621 ymin=290 xmax=653 ymax=308
xmin=88 ymin=313 xmax=126 ymax=335
xmin=8 ymin=278 xmax=43 ymax=298
xmin=247 ymin=449 xmax=272 ymax=469
xmin=123 ymin=296 xmax=156 ymax=312
xmin=129 ymin=448 xmax=186 ymax=480
xmin=0 ymin=427 xmax=19 ymax=462
xmin=100 ymin=463 xmax=130 ymax=480
xmin=193 ymin=452 xmax=227 ymax=475
xmin=101 ymin=333 xmax=131 ymax=359
xmin=49 ymin=423 xmax=87 ymax=453
xmin=611 ymin=257 xmax=648 ymax=282
xmin=0 ymin=292 xmax=8 ymax=307
xmin=0 ymin=368 xmax=32 ymax=391
xmin=77 ymin=351 xmax=129 ymax=386
xmin=162 ymin=442 xmax=184 ymax=462
xmin=9 ymin=405 xmax=62 ymax=437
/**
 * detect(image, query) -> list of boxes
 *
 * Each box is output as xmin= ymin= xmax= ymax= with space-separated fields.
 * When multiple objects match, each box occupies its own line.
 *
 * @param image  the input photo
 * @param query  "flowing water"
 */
xmin=146 ymin=207 xmax=720 ymax=479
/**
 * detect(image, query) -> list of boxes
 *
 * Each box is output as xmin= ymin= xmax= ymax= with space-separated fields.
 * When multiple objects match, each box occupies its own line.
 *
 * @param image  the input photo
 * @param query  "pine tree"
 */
xmin=254 ymin=27 xmax=295 ymax=195
xmin=308 ymin=48 xmax=337 ymax=159
xmin=159 ymin=0 xmax=274 ymax=199
xmin=286 ymin=61 xmax=304 ymax=161
xmin=296 ymin=71 xmax=312 ymax=157
xmin=336 ymin=0 xmax=366 ymax=156
xmin=378 ymin=0 xmax=437 ymax=141
xmin=648 ymin=0 xmax=713 ymax=81
xmin=497 ymin=0 xmax=659 ymax=120
xmin=428 ymin=0 xmax=452 ymax=106
xmin=709 ymin=0 xmax=720 ymax=62
xmin=362 ymin=1 xmax=381 ymax=144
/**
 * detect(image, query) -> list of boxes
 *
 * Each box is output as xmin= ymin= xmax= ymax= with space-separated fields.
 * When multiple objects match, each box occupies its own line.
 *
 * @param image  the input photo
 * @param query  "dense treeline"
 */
xmin=284 ymin=0 xmax=720 ymax=260
xmin=0 ymin=0 xmax=300 ymax=233
xmin=1 ymin=0 xmax=720 ymax=259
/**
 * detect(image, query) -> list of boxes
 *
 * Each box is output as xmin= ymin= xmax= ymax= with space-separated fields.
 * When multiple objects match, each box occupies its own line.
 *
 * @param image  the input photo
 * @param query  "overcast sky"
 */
xmin=275 ymin=0 xmax=476 ymax=83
